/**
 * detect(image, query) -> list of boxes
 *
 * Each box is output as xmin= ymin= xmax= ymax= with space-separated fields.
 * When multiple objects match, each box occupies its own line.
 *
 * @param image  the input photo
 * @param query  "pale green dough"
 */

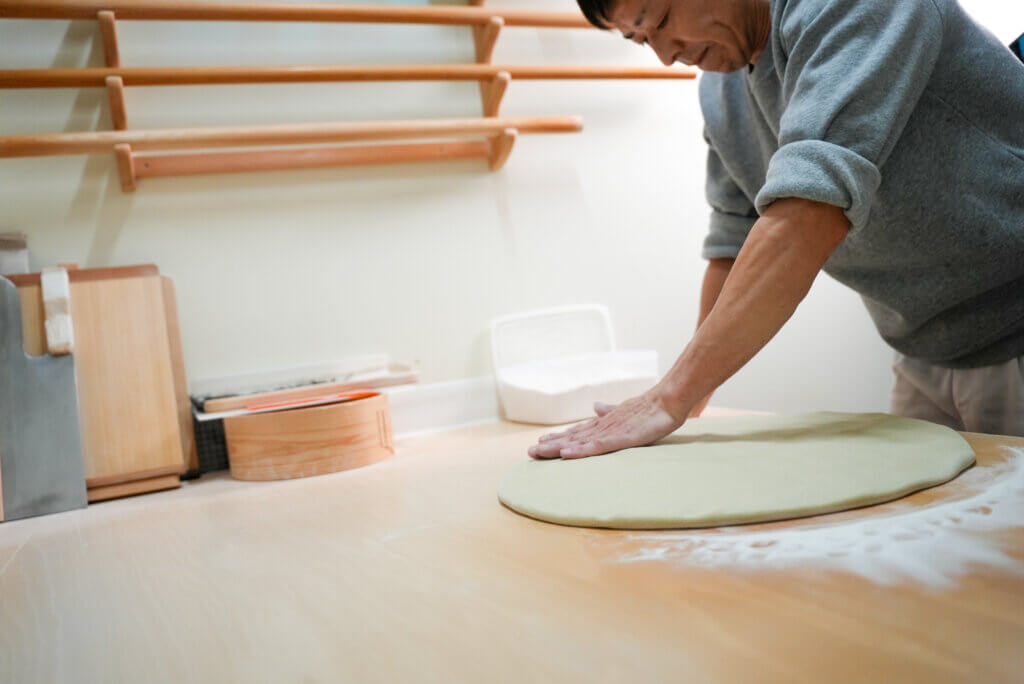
xmin=498 ymin=412 xmax=976 ymax=529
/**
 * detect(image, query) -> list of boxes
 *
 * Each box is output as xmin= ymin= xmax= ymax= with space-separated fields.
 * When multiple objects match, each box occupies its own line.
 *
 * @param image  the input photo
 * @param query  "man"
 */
xmin=530 ymin=0 xmax=1024 ymax=459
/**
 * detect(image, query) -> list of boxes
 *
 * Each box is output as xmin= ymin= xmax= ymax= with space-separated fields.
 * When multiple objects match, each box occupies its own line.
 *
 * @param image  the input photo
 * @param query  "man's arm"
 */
xmin=658 ymin=198 xmax=847 ymax=419
xmin=529 ymin=197 xmax=847 ymax=459
xmin=688 ymin=257 xmax=734 ymax=417
xmin=699 ymin=258 xmax=735 ymax=327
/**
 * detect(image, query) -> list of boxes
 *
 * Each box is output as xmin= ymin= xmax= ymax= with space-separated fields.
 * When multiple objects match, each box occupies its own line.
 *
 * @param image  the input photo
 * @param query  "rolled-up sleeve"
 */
xmin=703 ymin=135 xmax=759 ymax=260
xmin=755 ymin=0 xmax=945 ymax=231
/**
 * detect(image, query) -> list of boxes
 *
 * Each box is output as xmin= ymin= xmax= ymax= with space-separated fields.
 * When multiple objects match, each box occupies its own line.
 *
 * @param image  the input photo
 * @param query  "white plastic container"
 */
xmin=491 ymin=305 xmax=659 ymax=425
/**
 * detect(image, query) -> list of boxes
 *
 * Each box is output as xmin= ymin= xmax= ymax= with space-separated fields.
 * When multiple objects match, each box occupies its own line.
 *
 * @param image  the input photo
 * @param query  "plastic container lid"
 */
xmin=490 ymin=305 xmax=659 ymax=425
xmin=491 ymin=304 xmax=616 ymax=372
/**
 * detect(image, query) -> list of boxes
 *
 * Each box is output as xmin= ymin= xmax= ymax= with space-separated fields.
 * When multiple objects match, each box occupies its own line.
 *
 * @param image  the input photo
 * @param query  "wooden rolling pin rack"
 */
xmin=0 ymin=0 xmax=696 ymax=190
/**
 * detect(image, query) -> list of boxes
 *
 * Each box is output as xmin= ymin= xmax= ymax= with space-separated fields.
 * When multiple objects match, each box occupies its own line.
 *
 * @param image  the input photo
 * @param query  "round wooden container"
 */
xmin=223 ymin=393 xmax=393 ymax=481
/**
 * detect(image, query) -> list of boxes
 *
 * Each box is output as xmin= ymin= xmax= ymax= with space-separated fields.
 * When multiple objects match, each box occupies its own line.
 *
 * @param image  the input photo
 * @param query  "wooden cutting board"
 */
xmin=161 ymin=276 xmax=198 ymax=476
xmin=12 ymin=266 xmax=186 ymax=500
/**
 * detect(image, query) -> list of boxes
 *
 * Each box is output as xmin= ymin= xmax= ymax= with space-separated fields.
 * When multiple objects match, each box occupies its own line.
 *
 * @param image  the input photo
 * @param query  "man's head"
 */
xmin=576 ymin=0 xmax=770 ymax=73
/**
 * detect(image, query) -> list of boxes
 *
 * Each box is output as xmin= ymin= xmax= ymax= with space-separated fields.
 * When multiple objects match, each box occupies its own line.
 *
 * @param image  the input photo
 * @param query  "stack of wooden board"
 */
xmin=10 ymin=265 xmax=196 ymax=502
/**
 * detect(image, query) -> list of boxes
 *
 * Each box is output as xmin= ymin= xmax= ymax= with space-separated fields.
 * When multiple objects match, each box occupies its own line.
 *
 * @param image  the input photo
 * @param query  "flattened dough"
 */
xmin=498 ymin=412 xmax=975 ymax=529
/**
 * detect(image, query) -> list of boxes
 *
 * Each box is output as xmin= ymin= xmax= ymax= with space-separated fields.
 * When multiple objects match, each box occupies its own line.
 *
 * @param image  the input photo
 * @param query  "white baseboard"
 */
xmin=383 ymin=376 xmax=500 ymax=439
xmin=380 ymin=380 xmax=770 ymax=440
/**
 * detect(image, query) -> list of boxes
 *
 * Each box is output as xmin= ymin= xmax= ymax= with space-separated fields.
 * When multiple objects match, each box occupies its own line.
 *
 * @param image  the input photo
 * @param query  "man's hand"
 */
xmin=524 ymin=198 xmax=847 ymax=462
xmin=528 ymin=387 xmax=689 ymax=460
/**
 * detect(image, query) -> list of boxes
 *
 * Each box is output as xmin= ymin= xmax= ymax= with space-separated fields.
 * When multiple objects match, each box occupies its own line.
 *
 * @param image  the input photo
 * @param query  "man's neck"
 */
xmin=746 ymin=0 xmax=773 ymax=66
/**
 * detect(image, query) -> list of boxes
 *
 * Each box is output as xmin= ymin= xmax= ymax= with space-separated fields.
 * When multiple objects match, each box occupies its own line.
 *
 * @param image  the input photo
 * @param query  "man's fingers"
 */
xmin=538 ymin=427 xmax=579 ymax=442
xmin=537 ymin=427 xmax=575 ymax=443
xmin=528 ymin=390 xmax=683 ymax=461
xmin=530 ymin=424 xmax=603 ymax=459
xmin=528 ymin=440 xmax=567 ymax=459
xmin=561 ymin=435 xmax=619 ymax=460
xmin=530 ymin=411 xmax=630 ymax=459
xmin=539 ymin=419 xmax=594 ymax=442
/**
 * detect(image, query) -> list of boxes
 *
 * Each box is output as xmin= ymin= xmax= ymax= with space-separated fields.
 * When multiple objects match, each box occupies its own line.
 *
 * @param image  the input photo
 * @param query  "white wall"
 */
xmin=2 ymin=1 xmax=1020 ymax=413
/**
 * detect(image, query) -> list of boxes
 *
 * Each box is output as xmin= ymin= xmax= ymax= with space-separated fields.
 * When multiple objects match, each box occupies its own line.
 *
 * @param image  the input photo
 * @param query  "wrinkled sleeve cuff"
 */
xmin=702 ymin=211 xmax=757 ymax=260
xmin=755 ymin=140 xmax=881 ymax=231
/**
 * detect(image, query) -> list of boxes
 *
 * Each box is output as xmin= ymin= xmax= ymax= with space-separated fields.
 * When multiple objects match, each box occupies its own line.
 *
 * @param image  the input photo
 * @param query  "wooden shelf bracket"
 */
xmin=114 ymin=143 xmax=136 ymax=191
xmin=472 ymin=15 xmax=502 ymax=63
xmin=488 ymin=127 xmax=516 ymax=171
xmin=481 ymin=71 xmax=510 ymax=118
xmin=96 ymin=10 xmax=120 ymax=66
xmin=104 ymin=76 xmax=128 ymax=130
xmin=471 ymin=9 xmax=506 ymax=118
xmin=96 ymin=9 xmax=137 ymax=191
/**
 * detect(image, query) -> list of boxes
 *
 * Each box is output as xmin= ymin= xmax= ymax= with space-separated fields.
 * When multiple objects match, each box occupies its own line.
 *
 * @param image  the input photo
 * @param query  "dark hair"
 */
xmin=576 ymin=0 xmax=615 ymax=29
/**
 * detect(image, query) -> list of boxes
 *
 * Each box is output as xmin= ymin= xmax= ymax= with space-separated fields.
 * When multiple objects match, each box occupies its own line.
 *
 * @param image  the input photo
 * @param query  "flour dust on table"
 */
xmin=610 ymin=448 xmax=1024 ymax=587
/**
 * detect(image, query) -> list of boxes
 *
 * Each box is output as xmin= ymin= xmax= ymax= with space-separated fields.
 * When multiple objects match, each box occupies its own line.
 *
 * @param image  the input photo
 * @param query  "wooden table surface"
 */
xmin=1 ymin=414 xmax=1022 ymax=682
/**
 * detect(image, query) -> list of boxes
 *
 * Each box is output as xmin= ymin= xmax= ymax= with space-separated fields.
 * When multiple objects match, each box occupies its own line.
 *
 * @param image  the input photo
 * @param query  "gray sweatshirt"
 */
xmin=699 ymin=0 xmax=1024 ymax=368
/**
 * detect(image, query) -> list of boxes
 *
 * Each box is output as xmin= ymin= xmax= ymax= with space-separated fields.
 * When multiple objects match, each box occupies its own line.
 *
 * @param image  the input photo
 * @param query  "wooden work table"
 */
xmin=1 ymin=415 xmax=1022 ymax=682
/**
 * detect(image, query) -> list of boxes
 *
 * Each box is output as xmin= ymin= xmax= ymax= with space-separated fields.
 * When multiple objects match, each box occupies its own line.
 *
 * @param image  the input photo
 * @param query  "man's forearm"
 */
xmin=688 ymin=258 xmax=734 ymax=416
xmin=659 ymin=198 xmax=848 ymax=417
xmin=698 ymin=258 xmax=735 ymax=329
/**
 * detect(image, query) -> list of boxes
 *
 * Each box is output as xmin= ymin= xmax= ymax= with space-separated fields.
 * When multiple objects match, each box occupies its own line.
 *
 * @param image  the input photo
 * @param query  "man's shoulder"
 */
xmin=773 ymin=0 xmax=947 ymax=47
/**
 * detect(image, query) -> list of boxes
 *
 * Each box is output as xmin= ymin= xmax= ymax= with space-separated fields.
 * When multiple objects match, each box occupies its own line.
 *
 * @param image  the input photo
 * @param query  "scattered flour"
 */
xmin=609 ymin=447 xmax=1024 ymax=588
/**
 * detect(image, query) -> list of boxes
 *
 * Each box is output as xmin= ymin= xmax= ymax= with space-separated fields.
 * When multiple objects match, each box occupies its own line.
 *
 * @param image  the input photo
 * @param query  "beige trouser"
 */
xmin=890 ymin=353 xmax=1024 ymax=437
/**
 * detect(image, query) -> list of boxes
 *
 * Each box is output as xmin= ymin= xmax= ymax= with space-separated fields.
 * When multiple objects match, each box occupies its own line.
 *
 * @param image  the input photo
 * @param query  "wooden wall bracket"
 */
xmin=472 ymin=15 xmax=502 ymax=63
xmin=471 ymin=9 xmax=507 ymax=119
xmin=488 ymin=127 xmax=516 ymax=171
xmin=96 ymin=10 xmax=120 ymax=66
xmin=96 ymin=10 xmax=137 ymax=191
xmin=105 ymin=76 xmax=128 ymax=130
xmin=480 ymin=71 xmax=510 ymax=118
xmin=114 ymin=143 xmax=136 ymax=192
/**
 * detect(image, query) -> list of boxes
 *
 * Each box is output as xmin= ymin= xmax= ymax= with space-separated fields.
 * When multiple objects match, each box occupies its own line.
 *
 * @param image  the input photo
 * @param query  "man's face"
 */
xmin=604 ymin=0 xmax=760 ymax=73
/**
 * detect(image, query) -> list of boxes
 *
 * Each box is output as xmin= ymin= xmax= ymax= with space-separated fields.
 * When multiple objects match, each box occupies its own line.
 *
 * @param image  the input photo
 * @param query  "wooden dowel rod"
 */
xmin=0 ymin=0 xmax=590 ymax=27
xmin=0 ymin=64 xmax=695 ymax=89
xmin=0 ymin=116 xmax=583 ymax=157
xmin=133 ymin=140 xmax=491 ymax=177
